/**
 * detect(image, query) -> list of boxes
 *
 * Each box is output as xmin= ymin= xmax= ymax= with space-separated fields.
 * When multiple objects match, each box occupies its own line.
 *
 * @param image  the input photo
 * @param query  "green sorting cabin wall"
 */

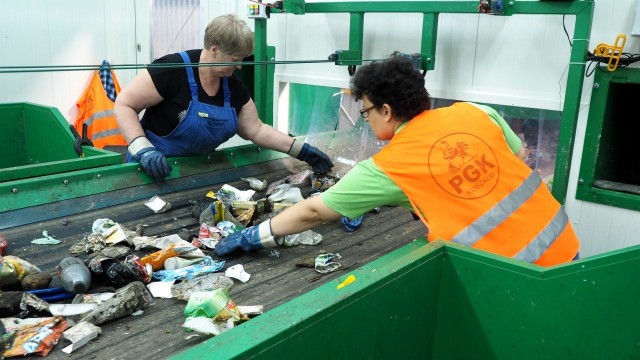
xmin=174 ymin=240 xmax=640 ymax=359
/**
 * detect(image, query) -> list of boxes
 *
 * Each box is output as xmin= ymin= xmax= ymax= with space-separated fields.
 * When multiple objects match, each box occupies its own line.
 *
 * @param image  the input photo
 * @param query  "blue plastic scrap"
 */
xmin=341 ymin=215 xmax=364 ymax=232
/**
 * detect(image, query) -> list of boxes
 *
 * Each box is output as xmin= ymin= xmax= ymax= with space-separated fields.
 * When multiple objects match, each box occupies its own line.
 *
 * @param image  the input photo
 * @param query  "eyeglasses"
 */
xmin=360 ymin=105 xmax=376 ymax=119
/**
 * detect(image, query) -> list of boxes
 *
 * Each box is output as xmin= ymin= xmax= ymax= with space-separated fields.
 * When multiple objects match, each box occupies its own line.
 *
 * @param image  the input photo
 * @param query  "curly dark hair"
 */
xmin=350 ymin=56 xmax=431 ymax=121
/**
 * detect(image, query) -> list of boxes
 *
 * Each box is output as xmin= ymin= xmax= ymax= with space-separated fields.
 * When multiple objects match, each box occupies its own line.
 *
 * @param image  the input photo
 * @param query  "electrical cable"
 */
xmin=562 ymin=15 xmax=640 ymax=77
xmin=0 ymin=57 xmax=387 ymax=74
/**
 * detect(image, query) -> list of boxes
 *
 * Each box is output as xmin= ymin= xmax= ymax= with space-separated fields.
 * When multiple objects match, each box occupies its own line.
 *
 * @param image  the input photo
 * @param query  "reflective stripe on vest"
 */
xmin=450 ymin=171 xmax=568 ymax=263
xmin=84 ymin=109 xmax=121 ymax=141
xmin=514 ymin=208 xmax=568 ymax=262
xmin=83 ymin=109 xmax=115 ymax=126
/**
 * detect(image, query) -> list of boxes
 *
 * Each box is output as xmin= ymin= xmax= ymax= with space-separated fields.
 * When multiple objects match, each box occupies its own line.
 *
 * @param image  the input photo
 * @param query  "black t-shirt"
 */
xmin=141 ymin=49 xmax=251 ymax=136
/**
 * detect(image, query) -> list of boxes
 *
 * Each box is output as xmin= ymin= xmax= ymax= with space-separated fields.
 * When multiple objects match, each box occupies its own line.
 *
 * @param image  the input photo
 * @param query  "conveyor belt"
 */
xmin=1 ymin=159 xmax=427 ymax=359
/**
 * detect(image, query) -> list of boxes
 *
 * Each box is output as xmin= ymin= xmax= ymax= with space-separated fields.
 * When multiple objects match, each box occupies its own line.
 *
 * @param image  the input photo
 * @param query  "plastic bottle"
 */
xmin=164 ymin=257 xmax=201 ymax=270
xmin=58 ymin=257 xmax=92 ymax=294
xmin=140 ymin=243 xmax=178 ymax=271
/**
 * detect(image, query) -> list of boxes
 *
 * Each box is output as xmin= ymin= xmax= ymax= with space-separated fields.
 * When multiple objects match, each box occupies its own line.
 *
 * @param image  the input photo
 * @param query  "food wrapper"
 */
xmin=2 ymin=317 xmax=68 ymax=357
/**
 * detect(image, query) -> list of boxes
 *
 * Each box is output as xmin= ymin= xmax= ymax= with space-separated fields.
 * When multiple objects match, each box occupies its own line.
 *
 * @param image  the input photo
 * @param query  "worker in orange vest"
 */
xmin=215 ymin=55 xmax=580 ymax=267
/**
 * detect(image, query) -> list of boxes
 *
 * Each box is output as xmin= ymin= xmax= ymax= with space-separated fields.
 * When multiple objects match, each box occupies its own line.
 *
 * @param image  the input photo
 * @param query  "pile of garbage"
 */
xmin=0 ymin=170 xmax=344 ymax=357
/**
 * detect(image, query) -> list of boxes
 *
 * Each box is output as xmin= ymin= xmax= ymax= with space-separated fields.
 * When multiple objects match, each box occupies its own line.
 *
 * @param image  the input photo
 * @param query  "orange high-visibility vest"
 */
xmin=373 ymin=102 xmax=579 ymax=266
xmin=74 ymin=69 xmax=127 ymax=148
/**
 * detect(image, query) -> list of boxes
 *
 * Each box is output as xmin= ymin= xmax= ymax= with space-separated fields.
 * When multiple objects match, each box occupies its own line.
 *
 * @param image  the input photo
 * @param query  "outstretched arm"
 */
xmin=236 ymin=99 xmax=334 ymax=174
xmin=214 ymin=196 xmax=342 ymax=256
xmin=270 ymin=196 xmax=342 ymax=236
xmin=235 ymin=99 xmax=295 ymax=152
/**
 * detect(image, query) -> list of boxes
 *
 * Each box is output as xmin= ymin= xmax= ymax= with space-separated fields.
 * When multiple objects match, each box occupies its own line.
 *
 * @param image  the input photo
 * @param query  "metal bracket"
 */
xmin=328 ymin=50 xmax=362 ymax=76
xmin=327 ymin=50 xmax=362 ymax=66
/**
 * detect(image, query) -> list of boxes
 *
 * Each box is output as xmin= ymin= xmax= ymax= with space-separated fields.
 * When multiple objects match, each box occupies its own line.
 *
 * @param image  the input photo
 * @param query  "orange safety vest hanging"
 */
xmin=74 ymin=62 xmax=127 ymax=148
xmin=373 ymin=102 xmax=579 ymax=266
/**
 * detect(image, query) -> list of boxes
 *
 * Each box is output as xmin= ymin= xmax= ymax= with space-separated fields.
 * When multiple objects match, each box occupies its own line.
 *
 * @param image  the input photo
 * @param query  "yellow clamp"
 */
xmin=594 ymin=34 xmax=626 ymax=72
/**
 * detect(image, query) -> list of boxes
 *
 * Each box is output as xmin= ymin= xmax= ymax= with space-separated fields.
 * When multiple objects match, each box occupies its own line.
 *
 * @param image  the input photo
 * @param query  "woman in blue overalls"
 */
xmin=115 ymin=14 xmax=332 ymax=180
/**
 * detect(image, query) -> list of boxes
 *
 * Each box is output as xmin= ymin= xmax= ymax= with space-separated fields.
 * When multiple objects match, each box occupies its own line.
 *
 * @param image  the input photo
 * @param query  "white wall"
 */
xmin=1 ymin=0 xmax=640 ymax=257
xmin=0 ymin=0 xmax=143 ymax=123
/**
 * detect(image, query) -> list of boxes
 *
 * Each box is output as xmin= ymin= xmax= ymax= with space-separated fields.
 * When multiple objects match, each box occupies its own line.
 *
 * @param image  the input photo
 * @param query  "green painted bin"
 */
xmin=173 ymin=240 xmax=640 ymax=359
xmin=0 ymin=102 xmax=122 ymax=182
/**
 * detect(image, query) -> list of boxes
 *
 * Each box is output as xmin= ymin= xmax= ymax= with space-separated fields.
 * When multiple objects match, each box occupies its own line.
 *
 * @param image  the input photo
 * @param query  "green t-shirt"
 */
xmin=321 ymin=103 xmax=522 ymax=219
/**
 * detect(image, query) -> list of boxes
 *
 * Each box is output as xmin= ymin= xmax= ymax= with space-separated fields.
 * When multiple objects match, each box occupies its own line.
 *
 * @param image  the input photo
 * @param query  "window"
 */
xmin=576 ymin=67 xmax=640 ymax=211
xmin=432 ymin=98 xmax=561 ymax=185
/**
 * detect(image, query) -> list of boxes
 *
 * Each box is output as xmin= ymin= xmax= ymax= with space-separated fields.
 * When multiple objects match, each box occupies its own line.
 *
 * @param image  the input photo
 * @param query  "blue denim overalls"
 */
xmin=137 ymin=51 xmax=238 ymax=157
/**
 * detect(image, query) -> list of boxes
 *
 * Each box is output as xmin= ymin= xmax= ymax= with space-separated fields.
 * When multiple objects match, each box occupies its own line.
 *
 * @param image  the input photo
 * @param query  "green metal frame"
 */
xmin=173 ymin=238 xmax=640 ymax=359
xmin=575 ymin=67 xmax=640 ymax=211
xmin=0 ymin=1 xmax=595 ymax=227
xmin=260 ymin=0 xmax=594 ymax=204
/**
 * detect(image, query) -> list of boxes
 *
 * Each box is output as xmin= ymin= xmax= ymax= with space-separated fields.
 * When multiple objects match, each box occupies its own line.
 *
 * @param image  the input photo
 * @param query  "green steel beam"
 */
xmin=254 ymin=18 xmax=268 ymax=123
xmin=303 ymin=2 xmax=480 ymax=14
xmin=348 ymin=12 xmax=364 ymax=66
xmin=298 ymin=1 xmax=589 ymax=15
xmin=421 ymin=13 xmax=438 ymax=71
xmin=283 ymin=0 xmax=305 ymax=14
xmin=551 ymin=2 xmax=594 ymax=203
xmin=265 ymin=46 xmax=276 ymax=126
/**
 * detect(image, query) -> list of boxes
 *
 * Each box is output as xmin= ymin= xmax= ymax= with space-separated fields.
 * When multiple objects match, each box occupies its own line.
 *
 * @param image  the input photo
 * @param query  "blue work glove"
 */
xmin=128 ymin=137 xmax=171 ymax=180
xmin=215 ymin=220 xmax=282 ymax=256
xmin=288 ymin=140 xmax=333 ymax=174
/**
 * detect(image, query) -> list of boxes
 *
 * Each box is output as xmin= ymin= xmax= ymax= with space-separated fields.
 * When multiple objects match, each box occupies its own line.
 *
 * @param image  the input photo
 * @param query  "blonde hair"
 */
xmin=204 ymin=14 xmax=254 ymax=58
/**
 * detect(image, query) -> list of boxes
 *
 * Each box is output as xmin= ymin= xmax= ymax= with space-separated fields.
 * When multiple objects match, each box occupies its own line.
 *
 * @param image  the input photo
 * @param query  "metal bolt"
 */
xmin=11 ymin=188 xmax=18 ymax=193
xmin=63 ymin=180 xmax=69 ymax=185
xmin=230 ymin=152 xmax=235 ymax=156
xmin=508 ymin=1 xmax=514 ymax=5
xmin=207 ymin=156 xmax=211 ymax=160
xmin=578 ymin=178 xmax=584 ymax=184
xmin=270 ymin=57 xmax=275 ymax=61
xmin=593 ymin=82 xmax=599 ymax=89
xmin=174 ymin=161 xmax=178 ymax=165
xmin=97 ymin=174 xmax=102 ymax=179
xmin=257 ymin=147 xmax=262 ymax=152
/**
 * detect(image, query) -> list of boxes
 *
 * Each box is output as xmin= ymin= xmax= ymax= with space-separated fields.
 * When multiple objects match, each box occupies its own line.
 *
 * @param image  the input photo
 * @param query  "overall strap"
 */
xmin=222 ymin=77 xmax=231 ymax=107
xmin=178 ymin=51 xmax=198 ymax=101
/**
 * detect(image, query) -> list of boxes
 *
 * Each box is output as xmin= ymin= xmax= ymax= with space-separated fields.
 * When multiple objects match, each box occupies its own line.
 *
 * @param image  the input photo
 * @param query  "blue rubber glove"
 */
xmin=134 ymin=147 xmax=171 ymax=180
xmin=288 ymin=140 xmax=333 ymax=174
xmin=215 ymin=220 xmax=282 ymax=256
xmin=128 ymin=137 xmax=171 ymax=180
